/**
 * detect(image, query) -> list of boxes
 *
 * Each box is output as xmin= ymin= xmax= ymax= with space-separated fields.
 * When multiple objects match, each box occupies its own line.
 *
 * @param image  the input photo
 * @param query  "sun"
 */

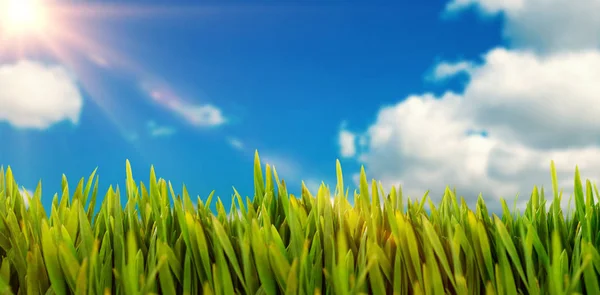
xmin=1 ymin=0 xmax=49 ymax=36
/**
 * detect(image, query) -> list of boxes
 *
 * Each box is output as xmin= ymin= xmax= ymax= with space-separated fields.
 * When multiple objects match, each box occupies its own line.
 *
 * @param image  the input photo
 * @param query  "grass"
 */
xmin=0 ymin=151 xmax=599 ymax=294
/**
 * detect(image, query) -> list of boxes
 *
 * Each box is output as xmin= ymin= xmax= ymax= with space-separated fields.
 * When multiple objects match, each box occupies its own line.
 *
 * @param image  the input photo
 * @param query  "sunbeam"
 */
xmin=0 ymin=0 xmax=232 ymax=145
xmin=1 ymin=0 xmax=49 ymax=36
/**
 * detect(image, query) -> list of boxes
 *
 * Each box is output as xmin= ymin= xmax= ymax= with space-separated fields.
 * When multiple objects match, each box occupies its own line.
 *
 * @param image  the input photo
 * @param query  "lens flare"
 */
xmin=1 ymin=0 xmax=48 ymax=36
xmin=0 ymin=0 xmax=239 ymax=147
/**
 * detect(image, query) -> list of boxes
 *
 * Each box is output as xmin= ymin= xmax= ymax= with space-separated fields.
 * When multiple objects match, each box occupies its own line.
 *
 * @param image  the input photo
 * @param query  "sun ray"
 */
xmin=51 ymin=2 xmax=232 ymax=19
xmin=1 ymin=0 xmax=49 ymax=36
xmin=0 ymin=0 xmax=238 ymax=145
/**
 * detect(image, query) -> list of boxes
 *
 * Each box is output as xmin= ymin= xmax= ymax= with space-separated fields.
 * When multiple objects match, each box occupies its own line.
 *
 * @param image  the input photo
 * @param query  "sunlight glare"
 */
xmin=0 ymin=0 xmax=225 ymax=143
xmin=1 ymin=0 xmax=48 ymax=35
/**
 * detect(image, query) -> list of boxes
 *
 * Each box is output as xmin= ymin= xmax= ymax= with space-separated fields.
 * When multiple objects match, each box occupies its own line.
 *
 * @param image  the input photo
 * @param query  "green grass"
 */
xmin=0 ymin=151 xmax=599 ymax=294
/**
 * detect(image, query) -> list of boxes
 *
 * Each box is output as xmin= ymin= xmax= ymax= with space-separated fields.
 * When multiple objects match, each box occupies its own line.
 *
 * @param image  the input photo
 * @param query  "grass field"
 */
xmin=0 ymin=151 xmax=599 ymax=294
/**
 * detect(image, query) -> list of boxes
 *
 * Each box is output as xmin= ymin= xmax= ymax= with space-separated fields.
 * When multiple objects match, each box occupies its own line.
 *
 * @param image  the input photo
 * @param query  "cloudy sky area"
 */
xmin=1 ymin=0 xmax=598 ymax=214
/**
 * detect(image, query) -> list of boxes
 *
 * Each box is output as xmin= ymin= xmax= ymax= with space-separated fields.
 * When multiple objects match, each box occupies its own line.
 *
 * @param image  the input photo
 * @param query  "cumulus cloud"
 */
xmin=340 ymin=0 xmax=600 ymax=212
xmin=354 ymin=86 xmax=600 ymax=211
xmin=339 ymin=129 xmax=357 ymax=158
xmin=446 ymin=0 xmax=600 ymax=53
xmin=461 ymin=48 xmax=600 ymax=149
xmin=357 ymin=92 xmax=508 ymax=207
xmin=0 ymin=60 xmax=83 ymax=129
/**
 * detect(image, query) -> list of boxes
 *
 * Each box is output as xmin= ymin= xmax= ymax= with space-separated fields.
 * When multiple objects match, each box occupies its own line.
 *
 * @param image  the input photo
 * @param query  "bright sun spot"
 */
xmin=0 ymin=0 xmax=213 ymax=141
xmin=1 ymin=0 xmax=48 ymax=35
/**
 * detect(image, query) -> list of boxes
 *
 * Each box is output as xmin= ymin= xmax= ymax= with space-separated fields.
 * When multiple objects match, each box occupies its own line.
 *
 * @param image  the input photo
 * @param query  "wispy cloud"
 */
xmin=173 ymin=103 xmax=225 ymax=127
xmin=88 ymin=53 xmax=110 ymax=68
xmin=141 ymin=80 xmax=226 ymax=128
xmin=227 ymin=137 xmax=244 ymax=150
xmin=147 ymin=120 xmax=176 ymax=137
xmin=428 ymin=60 xmax=475 ymax=81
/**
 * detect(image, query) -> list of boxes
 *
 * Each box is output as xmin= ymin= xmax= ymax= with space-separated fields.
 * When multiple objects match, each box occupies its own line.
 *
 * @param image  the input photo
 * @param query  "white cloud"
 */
xmin=445 ymin=0 xmax=524 ymax=14
xmin=142 ymin=82 xmax=226 ymax=128
xmin=345 ymin=47 xmax=600 ymax=212
xmin=174 ymin=103 xmax=225 ymax=127
xmin=460 ymin=48 xmax=600 ymax=149
xmin=339 ymin=129 xmax=357 ymax=158
xmin=227 ymin=137 xmax=244 ymax=150
xmin=429 ymin=61 xmax=475 ymax=81
xmin=338 ymin=0 xmax=600 ymax=213
xmin=147 ymin=120 xmax=176 ymax=137
xmin=446 ymin=0 xmax=600 ymax=53
xmin=355 ymin=92 xmax=504 ymax=206
xmin=0 ymin=60 xmax=83 ymax=129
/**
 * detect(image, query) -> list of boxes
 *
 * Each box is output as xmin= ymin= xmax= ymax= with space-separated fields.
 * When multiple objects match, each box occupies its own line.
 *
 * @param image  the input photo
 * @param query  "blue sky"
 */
xmin=2 ymin=0 xmax=600 ymax=214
